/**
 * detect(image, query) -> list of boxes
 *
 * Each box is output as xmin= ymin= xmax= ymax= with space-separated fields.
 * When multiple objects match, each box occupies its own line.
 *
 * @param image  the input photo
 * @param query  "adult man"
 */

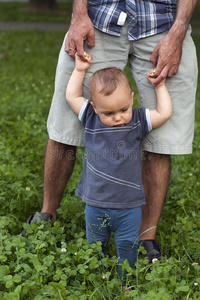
xmin=22 ymin=0 xmax=198 ymax=262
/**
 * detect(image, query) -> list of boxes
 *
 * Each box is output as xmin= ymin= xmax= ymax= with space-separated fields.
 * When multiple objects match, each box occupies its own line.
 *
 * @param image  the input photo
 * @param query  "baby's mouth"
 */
xmin=114 ymin=124 xmax=124 ymax=127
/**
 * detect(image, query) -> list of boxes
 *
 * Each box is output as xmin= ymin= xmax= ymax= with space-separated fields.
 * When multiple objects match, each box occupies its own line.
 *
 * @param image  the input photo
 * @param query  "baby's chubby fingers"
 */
xmin=75 ymin=51 xmax=92 ymax=71
xmin=146 ymin=69 xmax=157 ymax=87
xmin=148 ymin=68 xmax=156 ymax=77
xmin=146 ymin=68 xmax=166 ymax=87
xmin=83 ymin=51 xmax=92 ymax=63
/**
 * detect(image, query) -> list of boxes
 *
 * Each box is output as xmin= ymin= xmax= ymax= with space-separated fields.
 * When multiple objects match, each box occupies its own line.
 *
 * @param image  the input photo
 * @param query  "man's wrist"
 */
xmin=73 ymin=0 xmax=88 ymax=16
xmin=171 ymin=20 xmax=188 ymax=34
xmin=168 ymin=21 xmax=188 ymax=43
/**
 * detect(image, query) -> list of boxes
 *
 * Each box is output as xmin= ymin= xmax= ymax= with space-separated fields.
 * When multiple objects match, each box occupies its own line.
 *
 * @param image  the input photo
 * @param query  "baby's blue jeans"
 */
xmin=84 ymin=204 xmax=141 ymax=283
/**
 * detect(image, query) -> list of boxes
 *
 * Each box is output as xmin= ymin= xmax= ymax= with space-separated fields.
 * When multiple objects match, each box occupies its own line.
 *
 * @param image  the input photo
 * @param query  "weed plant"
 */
xmin=0 ymin=29 xmax=200 ymax=299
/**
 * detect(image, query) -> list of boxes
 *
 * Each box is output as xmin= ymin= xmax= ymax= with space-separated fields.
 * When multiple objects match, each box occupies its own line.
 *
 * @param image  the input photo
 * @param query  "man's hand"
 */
xmin=150 ymin=30 xmax=183 ymax=86
xmin=65 ymin=14 xmax=95 ymax=60
xmin=150 ymin=0 xmax=198 ymax=86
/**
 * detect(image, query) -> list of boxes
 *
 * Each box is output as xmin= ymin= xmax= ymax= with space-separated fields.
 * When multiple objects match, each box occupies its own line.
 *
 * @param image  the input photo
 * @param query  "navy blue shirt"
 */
xmin=76 ymin=100 xmax=152 ymax=209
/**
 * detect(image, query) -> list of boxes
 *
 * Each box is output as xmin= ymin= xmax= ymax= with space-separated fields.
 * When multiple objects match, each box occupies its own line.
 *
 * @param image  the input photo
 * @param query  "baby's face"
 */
xmin=91 ymin=85 xmax=134 ymax=127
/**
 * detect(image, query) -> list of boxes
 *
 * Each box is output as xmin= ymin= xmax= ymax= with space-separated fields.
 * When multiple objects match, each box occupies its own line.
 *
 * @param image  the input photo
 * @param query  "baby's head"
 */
xmin=89 ymin=67 xmax=134 ymax=127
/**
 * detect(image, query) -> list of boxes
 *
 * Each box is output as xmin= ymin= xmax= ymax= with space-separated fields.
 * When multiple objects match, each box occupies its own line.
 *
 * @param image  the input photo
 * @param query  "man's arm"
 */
xmin=146 ymin=70 xmax=172 ymax=129
xmin=66 ymin=53 xmax=92 ymax=115
xmin=151 ymin=0 xmax=198 ymax=85
xmin=65 ymin=0 xmax=95 ymax=60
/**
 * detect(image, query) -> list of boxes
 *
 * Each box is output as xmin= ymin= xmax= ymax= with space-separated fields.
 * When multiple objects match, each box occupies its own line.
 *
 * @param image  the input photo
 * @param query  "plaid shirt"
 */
xmin=88 ymin=0 xmax=177 ymax=40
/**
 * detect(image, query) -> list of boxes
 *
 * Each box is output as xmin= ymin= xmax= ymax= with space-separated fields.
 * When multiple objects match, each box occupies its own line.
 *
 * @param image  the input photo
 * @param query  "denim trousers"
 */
xmin=84 ymin=204 xmax=142 ymax=282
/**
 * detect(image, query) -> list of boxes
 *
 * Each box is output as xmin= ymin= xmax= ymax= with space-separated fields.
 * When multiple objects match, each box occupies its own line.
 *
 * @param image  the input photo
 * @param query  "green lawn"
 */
xmin=0 ymin=7 xmax=200 ymax=300
xmin=0 ymin=1 xmax=73 ymax=23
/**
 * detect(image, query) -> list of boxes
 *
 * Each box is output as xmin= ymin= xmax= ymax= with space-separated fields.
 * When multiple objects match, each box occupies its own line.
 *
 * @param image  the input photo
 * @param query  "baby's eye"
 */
xmin=104 ymin=112 xmax=113 ymax=116
xmin=121 ymin=107 xmax=128 ymax=112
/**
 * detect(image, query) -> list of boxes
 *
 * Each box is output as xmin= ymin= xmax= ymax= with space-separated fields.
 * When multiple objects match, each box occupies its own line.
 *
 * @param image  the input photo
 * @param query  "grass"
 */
xmin=0 ymin=7 xmax=200 ymax=300
xmin=0 ymin=1 xmax=73 ymax=23
xmin=0 ymin=29 xmax=64 ymax=220
xmin=191 ymin=2 xmax=200 ymax=28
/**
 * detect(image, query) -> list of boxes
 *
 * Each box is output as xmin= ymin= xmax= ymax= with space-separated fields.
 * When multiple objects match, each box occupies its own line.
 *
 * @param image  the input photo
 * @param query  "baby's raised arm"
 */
xmin=66 ymin=52 xmax=92 ymax=115
xmin=146 ymin=69 xmax=172 ymax=129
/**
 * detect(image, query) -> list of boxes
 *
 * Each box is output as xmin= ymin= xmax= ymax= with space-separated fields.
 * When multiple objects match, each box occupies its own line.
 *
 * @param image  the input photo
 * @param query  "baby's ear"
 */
xmin=132 ymin=92 xmax=134 ymax=105
xmin=90 ymin=100 xmax=96 ymax=112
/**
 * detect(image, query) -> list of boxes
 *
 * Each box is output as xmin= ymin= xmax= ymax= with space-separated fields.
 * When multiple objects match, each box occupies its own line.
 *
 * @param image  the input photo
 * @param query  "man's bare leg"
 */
xmin=41 ymin=138 xmax=76 ymax=220
xmin=140 ymin=152 xmax=171 ymax=240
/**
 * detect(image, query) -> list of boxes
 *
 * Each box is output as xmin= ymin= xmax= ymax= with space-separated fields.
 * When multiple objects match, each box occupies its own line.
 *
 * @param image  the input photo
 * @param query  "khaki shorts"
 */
xmin=47 ymin=24 xmax=198 ymax=154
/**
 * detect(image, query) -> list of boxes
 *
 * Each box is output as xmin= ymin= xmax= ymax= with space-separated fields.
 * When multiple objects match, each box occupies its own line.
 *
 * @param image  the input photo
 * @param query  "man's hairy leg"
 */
xmin=41 ymin=138 xmax=76 ymax=220
xmin=139 ymin=152 xmax=171 ymax=240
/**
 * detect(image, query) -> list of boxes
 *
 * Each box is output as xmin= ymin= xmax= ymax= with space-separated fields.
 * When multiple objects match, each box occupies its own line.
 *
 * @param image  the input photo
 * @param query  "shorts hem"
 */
xmin=143 ymin=143 xmax=193 ymax=155
xmin=48 ymin=129 xmax=85 ymax=147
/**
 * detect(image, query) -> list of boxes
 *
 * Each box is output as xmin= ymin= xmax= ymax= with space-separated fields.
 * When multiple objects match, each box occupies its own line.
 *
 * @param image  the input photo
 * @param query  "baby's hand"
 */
xmin=146 ymin=69 xmax=165 ymax=87
xmin=75 ymin=52 xmax=92 ymax=72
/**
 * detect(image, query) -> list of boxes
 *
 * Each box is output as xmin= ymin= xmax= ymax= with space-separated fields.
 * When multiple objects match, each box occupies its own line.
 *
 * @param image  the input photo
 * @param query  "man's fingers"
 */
xmin=150 ymin=47 xmax=159 ymax=67
xmin=167 ymin=64 xmax=179 ymax=77
xmin=68 ymin=45 xmax=76 ymax=57
xmin=65 ymin=38 xmax=76 ymax=56
xmin=151 ymin=70 xmax=167 ymax=86
xmin=65 ymin=47 xmax=76 ymax=58
xmin=87 ymin=31 xmax=95 ymax=48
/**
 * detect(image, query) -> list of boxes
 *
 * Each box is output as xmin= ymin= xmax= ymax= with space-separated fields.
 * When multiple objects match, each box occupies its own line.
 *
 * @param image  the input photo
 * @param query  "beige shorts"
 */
xmin=47 ymin=24 xmax=198 ymax=154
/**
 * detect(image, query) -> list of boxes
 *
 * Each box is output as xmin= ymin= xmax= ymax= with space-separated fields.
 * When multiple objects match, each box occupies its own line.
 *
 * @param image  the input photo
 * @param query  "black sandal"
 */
xmin=139 ymin=239 xmax=162 ymax=263
xmin=20 ymin=211 xmax=53 ymax=237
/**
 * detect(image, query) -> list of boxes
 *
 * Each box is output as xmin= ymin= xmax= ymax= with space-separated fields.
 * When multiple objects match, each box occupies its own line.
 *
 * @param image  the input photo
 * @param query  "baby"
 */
xmin=66 ymin=52 xmax=172 ymax=287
